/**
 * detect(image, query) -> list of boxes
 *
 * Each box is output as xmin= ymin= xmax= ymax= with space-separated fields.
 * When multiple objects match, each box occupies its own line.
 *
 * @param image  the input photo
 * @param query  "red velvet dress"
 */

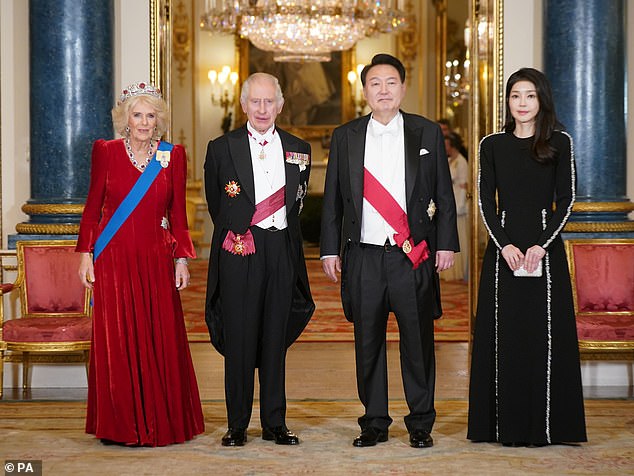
xmin=77 ymin=139 xmax=204 ymax=446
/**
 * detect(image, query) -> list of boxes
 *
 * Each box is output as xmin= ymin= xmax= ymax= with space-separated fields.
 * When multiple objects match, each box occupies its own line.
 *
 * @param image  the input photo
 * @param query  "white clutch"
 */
xmin=513 ymin=260 xmax=543 ymax=277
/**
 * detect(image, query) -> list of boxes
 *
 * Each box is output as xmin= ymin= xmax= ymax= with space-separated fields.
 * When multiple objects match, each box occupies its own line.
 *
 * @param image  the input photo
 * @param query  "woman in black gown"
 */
xmin=467 ymin=68 xmax=586 ymax=446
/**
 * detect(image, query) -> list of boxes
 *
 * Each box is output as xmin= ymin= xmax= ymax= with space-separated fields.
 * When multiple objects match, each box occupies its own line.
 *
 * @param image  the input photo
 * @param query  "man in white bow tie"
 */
xmin=320 ymin=53 xmax=459 ymax=449
xmin=204 ymin=72 xmax=314 ymax=447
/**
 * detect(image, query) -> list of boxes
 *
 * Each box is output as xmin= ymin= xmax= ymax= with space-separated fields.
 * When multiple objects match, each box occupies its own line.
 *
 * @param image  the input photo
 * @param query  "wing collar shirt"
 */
xmin=247 ymin=121 xmax=288 ymax=230
xmin=361 ymin=112 xmax=406 ymax=246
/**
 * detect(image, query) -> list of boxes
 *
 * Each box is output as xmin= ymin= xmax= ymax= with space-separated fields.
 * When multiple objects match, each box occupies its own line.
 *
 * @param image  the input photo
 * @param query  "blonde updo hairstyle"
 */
xmin=111 ymin=94 xmax=169 ymax=139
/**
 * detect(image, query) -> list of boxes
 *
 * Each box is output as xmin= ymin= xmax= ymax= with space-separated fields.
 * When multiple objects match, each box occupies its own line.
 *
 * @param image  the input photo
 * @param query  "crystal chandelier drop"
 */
xmin=200 ymin=1 xmax=408 ymax=62
xmin=444 ymin=58 xmax=470 ymax=107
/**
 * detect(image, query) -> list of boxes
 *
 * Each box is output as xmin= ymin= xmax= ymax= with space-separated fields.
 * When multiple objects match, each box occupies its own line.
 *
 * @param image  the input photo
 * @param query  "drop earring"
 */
xmin=125 ymin=125 xmax=131 ymax=136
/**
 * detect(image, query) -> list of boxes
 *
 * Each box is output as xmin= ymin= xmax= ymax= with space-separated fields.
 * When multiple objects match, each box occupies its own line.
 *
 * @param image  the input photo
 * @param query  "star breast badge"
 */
xmin=224 ymin=180 xmax=241 ymax=198
xmin=427 ymin=199 xmax=437 ymax=220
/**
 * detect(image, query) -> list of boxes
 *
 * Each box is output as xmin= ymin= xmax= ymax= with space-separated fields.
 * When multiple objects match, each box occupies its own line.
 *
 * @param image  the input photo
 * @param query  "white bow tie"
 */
xmin=372 ymin=118 xmax=400 ymax=136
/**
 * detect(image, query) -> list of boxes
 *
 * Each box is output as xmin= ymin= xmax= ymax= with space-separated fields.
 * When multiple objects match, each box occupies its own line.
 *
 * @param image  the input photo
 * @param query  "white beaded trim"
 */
xmin=494 ymin=210 xmax=504 ymax=441
xmin=542 ymin=130 xmax=576 ymax=249
xmin=542 ymin=208 xmax=552 ymax=444
xmin=477 ymin=132 xmax=507 ymax=250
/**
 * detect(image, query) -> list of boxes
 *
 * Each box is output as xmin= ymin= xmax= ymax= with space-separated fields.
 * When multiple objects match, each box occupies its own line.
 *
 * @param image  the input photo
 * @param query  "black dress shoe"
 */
xmin=100 ymin=438 xmax=123 ymax=446
xmin=262 ymin=426 xmax=299 ymax=445
xmin=409 ymin=429 xmax=433 ymax=448
xmin=221 ymin=428 xmax=247 ymax=446
xmin=353 ymin=428 xmax=389 ymax=447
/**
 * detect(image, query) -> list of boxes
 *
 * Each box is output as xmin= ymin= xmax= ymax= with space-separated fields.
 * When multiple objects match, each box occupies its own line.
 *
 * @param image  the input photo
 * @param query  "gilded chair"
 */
xmin=0 ymin=240 xmax=92 ymax=397
xmin=186 ymin=179 xmax=206 ymax=251
xmin=565 ymin=238 xmax=634 ymax=360
xmin=186 ymin=197 xmax=205 ymax=249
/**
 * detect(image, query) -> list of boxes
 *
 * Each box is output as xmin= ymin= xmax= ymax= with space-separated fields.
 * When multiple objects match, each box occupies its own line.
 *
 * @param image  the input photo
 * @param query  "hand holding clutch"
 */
xmin=513 ymin=260 xmax=543 ymax=277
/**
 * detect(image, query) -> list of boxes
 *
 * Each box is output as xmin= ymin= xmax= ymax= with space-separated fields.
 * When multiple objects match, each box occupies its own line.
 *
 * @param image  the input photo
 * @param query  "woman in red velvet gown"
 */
xmin=77 ymin=82 xmax=204 ymax=446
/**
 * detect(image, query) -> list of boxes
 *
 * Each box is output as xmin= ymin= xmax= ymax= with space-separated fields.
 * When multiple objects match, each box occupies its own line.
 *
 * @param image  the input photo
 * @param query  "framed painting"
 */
xmin=237 ymin=39 xmax=355 ymax=140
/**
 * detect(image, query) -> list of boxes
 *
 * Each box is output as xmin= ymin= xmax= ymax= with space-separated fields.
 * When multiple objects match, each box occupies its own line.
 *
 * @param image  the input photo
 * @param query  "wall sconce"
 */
xmin=347 ymin=64 xmax=367 ymax=117
xmin=208 ymin=65 xmax=239 ymax=133
xmin=444 ymin=58 xmax=470 ymax=108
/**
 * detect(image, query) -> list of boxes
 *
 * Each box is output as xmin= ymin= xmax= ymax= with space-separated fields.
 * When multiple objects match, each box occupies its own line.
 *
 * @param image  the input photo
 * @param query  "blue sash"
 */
xmin=93 ymin=141 xmax=173 ymax=261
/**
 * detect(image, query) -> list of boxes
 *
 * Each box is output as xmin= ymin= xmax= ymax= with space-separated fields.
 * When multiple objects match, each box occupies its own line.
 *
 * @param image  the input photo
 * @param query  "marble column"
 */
xmin=14 ymin=0 xmax=113 ymax=244
xmin=543 ymin=0 xmax=633 ymax=230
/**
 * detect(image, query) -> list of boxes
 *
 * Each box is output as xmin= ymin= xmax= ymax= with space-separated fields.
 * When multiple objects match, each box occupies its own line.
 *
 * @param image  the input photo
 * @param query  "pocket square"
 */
xmin=419 ymin=148 xmax=429 ymax=156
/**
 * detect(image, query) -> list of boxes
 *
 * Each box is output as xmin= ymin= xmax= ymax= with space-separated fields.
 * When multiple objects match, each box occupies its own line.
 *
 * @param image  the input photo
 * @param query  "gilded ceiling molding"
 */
xmin=397 ymin=0 xmax=418 ymax=86
xmin=172 ymin=0 xmax=191 ymax=87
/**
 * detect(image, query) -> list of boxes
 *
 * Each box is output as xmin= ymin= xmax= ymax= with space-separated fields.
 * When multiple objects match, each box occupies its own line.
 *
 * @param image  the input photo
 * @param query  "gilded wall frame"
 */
xmin=150 ymin=0 xmax=170 ymax=116
xmin=150 ymin=1 xmax=355 ymax=142
xmin=236 ymin=38 xmax=355 ymax=141
xmin=468 ymin=0 xmax=504 ymax=332
xmin=150 ymin=0 xmax=506 ymax=326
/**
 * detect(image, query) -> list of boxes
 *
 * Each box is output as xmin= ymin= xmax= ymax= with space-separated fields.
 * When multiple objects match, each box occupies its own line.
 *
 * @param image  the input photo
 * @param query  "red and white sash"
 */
xmin=222 ymin=185 xmax=285 ymax=255
xmin=363 ymin=168 xmax=429 ymax=269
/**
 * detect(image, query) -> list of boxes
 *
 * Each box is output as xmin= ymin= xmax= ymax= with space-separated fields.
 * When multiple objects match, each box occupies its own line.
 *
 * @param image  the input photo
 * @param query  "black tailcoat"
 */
xmin=320 ymin=112 xmax=459 ymax=320
xmin=204 ymin=125 xmax=315 ymax=355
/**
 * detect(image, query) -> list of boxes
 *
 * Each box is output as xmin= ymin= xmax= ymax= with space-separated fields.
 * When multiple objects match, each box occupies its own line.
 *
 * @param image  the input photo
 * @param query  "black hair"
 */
xmin=503 ymin=67 xmax=564 ymax=164
xmin=360 ymin=54 xmax=406 ymax=86
xmin=445 ymin=131 xmax=464 ymax=150
xmin=437 ymin=118 xmax=451 ymax=127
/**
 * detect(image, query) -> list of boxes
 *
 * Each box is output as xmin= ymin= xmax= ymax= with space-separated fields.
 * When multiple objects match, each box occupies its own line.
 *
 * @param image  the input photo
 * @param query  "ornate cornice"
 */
xmin=22 ymin=204 xmax=84 ymax=215
xmin=15 ymin=223 xmax=80 ymax=235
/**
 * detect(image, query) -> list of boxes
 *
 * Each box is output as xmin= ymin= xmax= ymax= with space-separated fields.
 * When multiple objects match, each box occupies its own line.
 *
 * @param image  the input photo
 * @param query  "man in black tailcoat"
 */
xmin=204 ymin=72 xmax=314 ymax=447
xmin=320 ymin=54 xmax=459 ymax=448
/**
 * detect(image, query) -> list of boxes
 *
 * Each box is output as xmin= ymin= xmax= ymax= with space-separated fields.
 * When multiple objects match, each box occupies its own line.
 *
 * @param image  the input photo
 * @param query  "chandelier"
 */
xmin=200 ymin=1 xmax=408 ymax=62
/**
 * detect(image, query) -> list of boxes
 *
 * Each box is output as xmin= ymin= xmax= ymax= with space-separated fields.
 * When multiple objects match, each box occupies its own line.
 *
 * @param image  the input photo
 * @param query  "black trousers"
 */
xmin=345 ymin=243 xmax=436 ymax=433
xmin=218 ymin=226 xmax=295 ymax=429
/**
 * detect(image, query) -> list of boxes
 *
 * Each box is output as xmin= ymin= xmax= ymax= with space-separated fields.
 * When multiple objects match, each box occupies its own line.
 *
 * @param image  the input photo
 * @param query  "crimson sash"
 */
xmin=363 ymin=168 xmax=429 ymax=269
xmin=222 ymin=185 xmax=286 ymax=255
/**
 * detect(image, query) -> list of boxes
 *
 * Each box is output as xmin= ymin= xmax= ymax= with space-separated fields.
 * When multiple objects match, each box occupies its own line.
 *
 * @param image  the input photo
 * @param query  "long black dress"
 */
xmin=467 ymin=131 xmax=587 ymax=445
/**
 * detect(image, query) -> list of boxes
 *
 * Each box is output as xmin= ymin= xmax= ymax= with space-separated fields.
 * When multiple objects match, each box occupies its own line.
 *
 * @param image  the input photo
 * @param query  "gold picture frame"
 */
xmin=237 ymin=38 xmax=355 ymax=140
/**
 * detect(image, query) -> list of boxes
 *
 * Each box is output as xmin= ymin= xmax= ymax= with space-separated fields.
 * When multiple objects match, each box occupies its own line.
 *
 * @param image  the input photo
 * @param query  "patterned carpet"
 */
xmin=1 ymin=399 xmax=632 ymax=475
xmin=180 ymin=258 xmax=469 ymax=343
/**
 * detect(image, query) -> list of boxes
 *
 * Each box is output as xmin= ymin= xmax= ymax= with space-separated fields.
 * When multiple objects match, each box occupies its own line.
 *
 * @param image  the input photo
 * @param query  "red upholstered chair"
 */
xmin=0 ymin=240 xmax=92 ymax=397
xmin=565 ymin=239 xmax=634 ymax=360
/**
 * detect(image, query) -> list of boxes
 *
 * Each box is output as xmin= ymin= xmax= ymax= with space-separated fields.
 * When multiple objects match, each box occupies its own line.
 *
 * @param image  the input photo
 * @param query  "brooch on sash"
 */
xmin=285 ymin=151 xmax=310 ymax=172
xmin=225 ymin=180 xmax=241 ymax=198
xmin=427 ymin=199 xmax=437 ymax=220
xmin=156 ymin=150 xmax=171 ymax=168
xmin=160 ymin=217 xmax=169 ymax=229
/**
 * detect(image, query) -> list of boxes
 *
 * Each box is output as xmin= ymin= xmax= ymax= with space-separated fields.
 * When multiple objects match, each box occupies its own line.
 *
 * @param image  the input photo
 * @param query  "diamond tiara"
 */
xmin=119 ymin=82 xmax=162 ymax=103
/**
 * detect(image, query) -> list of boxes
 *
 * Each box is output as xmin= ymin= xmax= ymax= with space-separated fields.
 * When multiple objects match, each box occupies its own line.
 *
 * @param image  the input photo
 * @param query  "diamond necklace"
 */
xmin=125 ymin=137 xmax=155 ymax=170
